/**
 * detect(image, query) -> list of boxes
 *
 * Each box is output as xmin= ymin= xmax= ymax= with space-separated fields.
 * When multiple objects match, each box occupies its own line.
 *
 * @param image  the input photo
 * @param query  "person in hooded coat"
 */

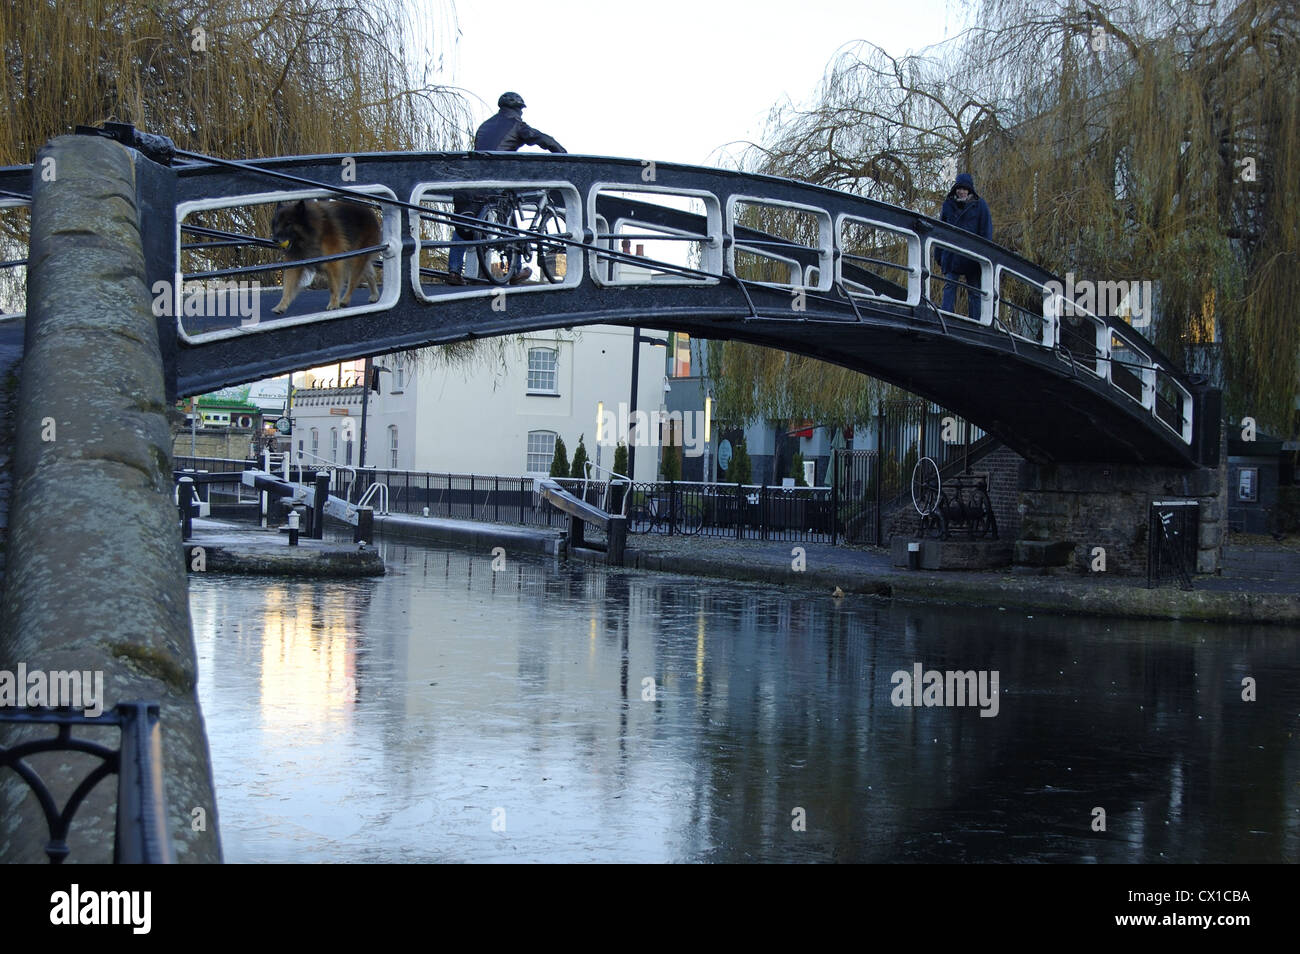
xmin=936 ymin=172 xmax=993 ymax=320
xmin=446 ymin=92 xmax=567 ymax=284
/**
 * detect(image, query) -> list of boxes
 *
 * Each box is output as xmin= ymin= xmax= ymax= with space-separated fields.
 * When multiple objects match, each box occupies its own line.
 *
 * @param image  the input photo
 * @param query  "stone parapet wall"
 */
xmin=0 ymin=136 xmax=221 ymax=862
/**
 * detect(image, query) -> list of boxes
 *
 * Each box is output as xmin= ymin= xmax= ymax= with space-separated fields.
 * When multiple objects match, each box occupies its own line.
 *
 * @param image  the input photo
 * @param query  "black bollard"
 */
xmin=355 ymin=506 xmax=373 ymax=544
xmin=313 ymin=471 xmax=330 ymax=540
xmin=287 ymin=509 xmax=300 ymax=546
xmin=177 ymin=477 xmax=195 ymax=541
xmin=607 ymin=515 xmax=627 ymax=567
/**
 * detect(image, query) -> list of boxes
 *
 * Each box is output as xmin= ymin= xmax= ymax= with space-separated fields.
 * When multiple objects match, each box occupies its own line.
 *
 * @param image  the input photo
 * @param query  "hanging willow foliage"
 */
xmin=0 ymin=0 xmax=486 ymax=366
xmin=0 ymin=0 xmax=469 ymax=163
xmin=713 ymin=0 xmax=1299 ymax=437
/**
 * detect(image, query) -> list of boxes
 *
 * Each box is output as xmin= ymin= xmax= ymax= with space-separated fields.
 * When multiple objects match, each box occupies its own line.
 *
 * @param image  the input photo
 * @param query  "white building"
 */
xmin=287 ymin=324 xmax=672 ymax=482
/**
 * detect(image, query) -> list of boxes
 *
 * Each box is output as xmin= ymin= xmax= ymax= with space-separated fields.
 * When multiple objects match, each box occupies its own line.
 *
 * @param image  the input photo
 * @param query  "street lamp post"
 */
xmin=627 ymin=328 xmax=668 ymax=482
xmin=358 ymin=356 xmax=372 ymax=469
xmin=702 ymin=394 xmax=712 ymax=483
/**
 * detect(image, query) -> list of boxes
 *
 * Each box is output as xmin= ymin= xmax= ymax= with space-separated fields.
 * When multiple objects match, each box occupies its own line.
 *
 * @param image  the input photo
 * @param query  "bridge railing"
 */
xmin=40 ymin=125 xmax=1199 ymax=461
xmin=0 ymin=166 xmax=31 ymax=321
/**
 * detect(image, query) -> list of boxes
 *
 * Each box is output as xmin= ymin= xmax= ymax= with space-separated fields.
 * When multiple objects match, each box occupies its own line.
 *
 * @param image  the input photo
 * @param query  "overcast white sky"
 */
xmin=438 ymin=0 xmax=968 ymax=166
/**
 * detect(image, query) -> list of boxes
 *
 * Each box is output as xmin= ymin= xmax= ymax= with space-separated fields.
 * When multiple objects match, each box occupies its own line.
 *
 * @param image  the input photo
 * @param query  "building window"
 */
xmin=391 ymin=355 xmax=405 ymax=393
xmin=388 ymin=425 xmax=399 ymax=469
xmin=527 ymin=430 xmax=557 ymax=473
xmin=330 ymin=428 xmax=338 ymax=463
xmin=526 ymin=348 xmax=558 ymax=393
xmin=345 ymin=433 xmax=354 ymax=466
xmin=310 ymin=428 xmax=319 ymax=460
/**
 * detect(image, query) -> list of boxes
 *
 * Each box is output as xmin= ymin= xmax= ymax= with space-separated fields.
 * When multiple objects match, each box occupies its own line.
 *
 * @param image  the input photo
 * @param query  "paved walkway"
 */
xmin=603 ymin=533 xmax=1300 ymax=625
xmin=352 ymin=509 xmax=1298 ymax=624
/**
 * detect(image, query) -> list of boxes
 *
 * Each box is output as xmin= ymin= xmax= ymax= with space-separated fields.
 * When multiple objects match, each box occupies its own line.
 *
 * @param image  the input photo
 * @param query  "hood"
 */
xmin=949 ymin=172 xmax=978 ymax=199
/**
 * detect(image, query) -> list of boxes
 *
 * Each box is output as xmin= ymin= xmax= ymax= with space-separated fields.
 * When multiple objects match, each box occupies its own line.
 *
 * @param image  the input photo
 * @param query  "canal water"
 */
xmin=189 ymin=536 xmax=1300 ymax=863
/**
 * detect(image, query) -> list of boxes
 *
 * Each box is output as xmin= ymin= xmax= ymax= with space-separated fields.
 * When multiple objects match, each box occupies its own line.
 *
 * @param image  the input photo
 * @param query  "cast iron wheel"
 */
xmin=911 ymin=457 xmax=941 ymax=516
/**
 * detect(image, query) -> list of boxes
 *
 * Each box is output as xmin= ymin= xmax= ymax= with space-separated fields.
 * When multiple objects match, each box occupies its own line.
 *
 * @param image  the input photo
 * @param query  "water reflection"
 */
xmin=189 ymin=537 xmax=1300 ymax=863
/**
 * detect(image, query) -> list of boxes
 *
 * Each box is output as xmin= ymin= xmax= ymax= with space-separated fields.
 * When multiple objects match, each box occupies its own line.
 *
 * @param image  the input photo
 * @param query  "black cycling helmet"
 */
xmin=498 ymin=91 xmax=526 ymax=110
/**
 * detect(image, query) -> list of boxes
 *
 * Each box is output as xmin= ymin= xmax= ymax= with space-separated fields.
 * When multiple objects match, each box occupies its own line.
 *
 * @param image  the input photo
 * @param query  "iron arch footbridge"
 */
xmin=4 ymin=126 xmax=1220 ymax=466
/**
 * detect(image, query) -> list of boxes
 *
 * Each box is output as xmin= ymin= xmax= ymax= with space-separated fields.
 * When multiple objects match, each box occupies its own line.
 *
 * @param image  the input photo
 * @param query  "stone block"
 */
xmin=1014 ymin=539 xmax=1076 ymax=567
xmin=1199 ymin=521 xmax=1222 ymax=549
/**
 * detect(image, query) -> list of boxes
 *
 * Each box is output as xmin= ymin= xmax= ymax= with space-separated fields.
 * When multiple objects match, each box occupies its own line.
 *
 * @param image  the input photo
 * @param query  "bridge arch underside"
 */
xmin=174 ymin=282 xmax=1194 ymax=467
xmin=152 ymin=150 xmax=1211 ymax=467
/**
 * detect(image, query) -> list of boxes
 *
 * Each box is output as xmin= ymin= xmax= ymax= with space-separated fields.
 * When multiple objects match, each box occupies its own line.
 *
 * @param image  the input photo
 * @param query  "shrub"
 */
xmin=729 ymin=442 xmax=752 ymax=484
xmin=791 ymin=451 xmax=809 ymax=487
xmin=549 ymin=436 xmax=570 ymax=477
xmin=661 ymin=442 xmax=681 ymax=482
xmin=570 ymin=434 xmax=589 ymax=478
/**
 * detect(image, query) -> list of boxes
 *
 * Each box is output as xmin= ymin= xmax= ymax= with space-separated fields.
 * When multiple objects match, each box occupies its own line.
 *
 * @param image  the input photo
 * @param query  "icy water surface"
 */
xmin=189 ymin=537 xmax=1300 ymax=862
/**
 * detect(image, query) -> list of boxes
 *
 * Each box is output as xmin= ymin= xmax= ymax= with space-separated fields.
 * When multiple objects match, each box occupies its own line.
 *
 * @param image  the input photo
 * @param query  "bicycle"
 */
xmin=910 ymin=457 xmax=998 ymax=539
xmin=628 ymin=491 xmax=705 ymax=535
xmin=474 ymin=189 xmax=569 ymax=285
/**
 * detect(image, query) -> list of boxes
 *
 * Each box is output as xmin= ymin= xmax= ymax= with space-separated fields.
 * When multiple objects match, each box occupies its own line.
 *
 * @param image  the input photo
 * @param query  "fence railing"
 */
xmin=0 ymin=703 xmax=172 ymax=864
xmin=342 ymin=469 xmax=592 ymax=530
xmin=174 ymin=459 xmax=893 ymax=545
xmin=624 ymin=480 xmax=837 ymax=543
xmin=173 ymin=454 xmax=251 ymax=474
xmin=327 ymin=468 xmax=842 ymax=543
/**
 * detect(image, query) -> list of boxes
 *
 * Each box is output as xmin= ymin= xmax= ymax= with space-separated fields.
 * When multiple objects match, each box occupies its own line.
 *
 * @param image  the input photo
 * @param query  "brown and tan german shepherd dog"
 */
xmin=271 ymin=199 xmax=381 ymax=314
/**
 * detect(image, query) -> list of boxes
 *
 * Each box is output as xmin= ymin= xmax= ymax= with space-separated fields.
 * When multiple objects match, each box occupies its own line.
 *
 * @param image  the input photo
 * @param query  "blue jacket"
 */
xmin=938 ymin=187 xmax=992 ymax=275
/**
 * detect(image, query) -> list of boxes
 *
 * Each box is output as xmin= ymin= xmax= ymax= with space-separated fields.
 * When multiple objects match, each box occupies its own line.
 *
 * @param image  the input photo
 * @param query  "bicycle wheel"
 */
xmin=911 ymin=457 xmax=941 ymax=516
xmin=628 ymin=504 xmax=652 ymax=534
xmin=476 ymin=200 xmax=522 ymax=286
xmin=977 ymin=491 xmax=998 ymax=539
xmin=679 ymin=501 xmax=705 ymax=535
xmin=535 ymin=205 xmax=568 ymax=283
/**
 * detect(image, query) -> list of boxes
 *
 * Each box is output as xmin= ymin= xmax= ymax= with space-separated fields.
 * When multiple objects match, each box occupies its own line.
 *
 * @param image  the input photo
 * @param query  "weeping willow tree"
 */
xmin=0 ymin=0 xmax=468 ymax=163
xmin=0 ymin=0 xmax=485 ymax=365
xmin=712 ymin=0 xmax=1300 ymax=437
xmin=709 ymin=30 xmax=992 ymax=431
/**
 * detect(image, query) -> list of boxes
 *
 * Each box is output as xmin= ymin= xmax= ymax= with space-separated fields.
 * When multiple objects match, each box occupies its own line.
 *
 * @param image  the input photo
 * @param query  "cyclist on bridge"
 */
xmin=446 ymin=92 xmax=567 ymax=285
xmin=937 ymin=172 xmax=993 ymax=321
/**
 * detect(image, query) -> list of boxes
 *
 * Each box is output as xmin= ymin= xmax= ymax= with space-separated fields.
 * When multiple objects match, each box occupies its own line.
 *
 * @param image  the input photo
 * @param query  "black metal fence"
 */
xmin=0 ymin=703 xmax=172 ymax=863
xmin=345 ymin=469 xmax=601 ymax=531
xmin=176 ymin=453 xmax=1018 ymax=548
xmin=829 ymin=449 xmax=880 ymax=544
xmin=623 ymin=480 xmax=838 ymax=543
xmin=1147 ymin=499 xmax=1199 ymax=589
xmin=174 ymin=455 xmax=251 ymax=474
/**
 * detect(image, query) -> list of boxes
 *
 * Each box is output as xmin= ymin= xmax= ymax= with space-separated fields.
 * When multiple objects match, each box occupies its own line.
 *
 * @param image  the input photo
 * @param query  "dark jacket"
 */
xmin=937 ymin=183 xmax=992 ymax=275
xmin=474 ymin=107 xmax=566 ymax=153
